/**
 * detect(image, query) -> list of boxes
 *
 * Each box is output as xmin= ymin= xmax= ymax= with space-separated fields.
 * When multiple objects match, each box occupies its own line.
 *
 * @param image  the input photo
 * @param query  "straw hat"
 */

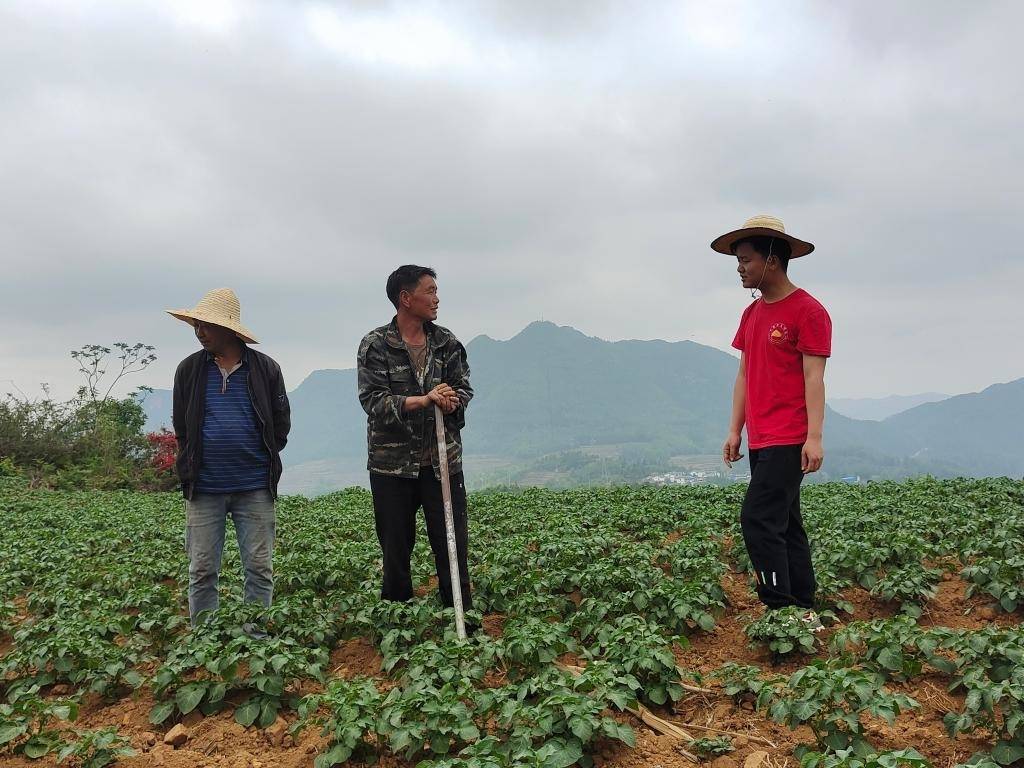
xmin=166 ymin=288 xmax=259 ymax=344
xmin=710 ymin=214 xmax=814 ymax=258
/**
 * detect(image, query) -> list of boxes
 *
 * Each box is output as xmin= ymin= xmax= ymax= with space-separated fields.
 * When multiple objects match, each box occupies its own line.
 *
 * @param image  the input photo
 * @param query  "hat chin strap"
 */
xmin=750 ymin=238 xmax=774 ymax=299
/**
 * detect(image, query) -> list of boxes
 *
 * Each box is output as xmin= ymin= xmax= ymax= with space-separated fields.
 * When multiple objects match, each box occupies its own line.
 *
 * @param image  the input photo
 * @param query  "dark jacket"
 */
xmin=357 ymin=318 xmax=473 ymax=480
xmin=172 ymin=346 xmax=291 ymax=499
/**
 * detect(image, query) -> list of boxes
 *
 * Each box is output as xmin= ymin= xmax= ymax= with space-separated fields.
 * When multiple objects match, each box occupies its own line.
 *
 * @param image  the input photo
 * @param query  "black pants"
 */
xmin=368 ymin=468 xmax=473 ymax=609
xmin=740 ymin=444 xmax=816 ymax=610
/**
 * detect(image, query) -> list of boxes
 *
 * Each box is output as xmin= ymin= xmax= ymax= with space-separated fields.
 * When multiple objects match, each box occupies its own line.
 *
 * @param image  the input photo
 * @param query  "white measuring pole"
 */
xmin=433 ymin=404 xmax=467 ymax=639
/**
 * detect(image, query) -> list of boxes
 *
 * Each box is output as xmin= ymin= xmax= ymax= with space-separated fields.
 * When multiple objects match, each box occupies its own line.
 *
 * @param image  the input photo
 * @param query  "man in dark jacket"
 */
xmin=167 ymin=288 xmax=290 ymax=626
xmin=357 ymin=265 xmax=474 ymax=613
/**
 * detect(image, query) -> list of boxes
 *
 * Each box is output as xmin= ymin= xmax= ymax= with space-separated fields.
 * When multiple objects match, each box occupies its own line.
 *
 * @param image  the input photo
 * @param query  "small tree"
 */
xmin=70 ymin=342 xmax=156 ymax=407
xmin=0 ymin=342 xmax=169 ymax=490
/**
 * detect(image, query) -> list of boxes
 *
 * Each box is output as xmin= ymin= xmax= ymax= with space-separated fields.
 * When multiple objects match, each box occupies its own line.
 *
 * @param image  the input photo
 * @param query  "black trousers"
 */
xmin=740 ymin=444 xmax=816 ymax=610
xmin=368 ymin=468 xmax=473 ymax=610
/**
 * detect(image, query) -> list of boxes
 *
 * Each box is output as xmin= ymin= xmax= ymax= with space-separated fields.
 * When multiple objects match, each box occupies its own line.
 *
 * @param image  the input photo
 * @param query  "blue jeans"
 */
xmin=185 ymin=489 xmax=276 ymax=624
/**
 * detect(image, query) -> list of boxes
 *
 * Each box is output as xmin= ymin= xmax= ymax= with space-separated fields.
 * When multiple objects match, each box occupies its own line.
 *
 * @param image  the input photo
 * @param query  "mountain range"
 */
xmin=143 ymin=322 xmax=1024 ymax=493
xmin=829 ymin=392 xmax=949 ymax=421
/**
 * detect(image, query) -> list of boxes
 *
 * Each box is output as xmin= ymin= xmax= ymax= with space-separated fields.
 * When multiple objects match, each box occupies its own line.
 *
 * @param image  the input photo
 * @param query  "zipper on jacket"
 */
xmin=188 ymin=356 xmax=207 ymax=501
xmin=402 ymin=335 xmax=435 ymax=472
xmin=247 ymin=371 xmax=276 ymax=496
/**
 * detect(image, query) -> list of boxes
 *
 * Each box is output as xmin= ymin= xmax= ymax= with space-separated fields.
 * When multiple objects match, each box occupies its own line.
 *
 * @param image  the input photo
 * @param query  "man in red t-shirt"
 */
xmin=711 ymin=215 xmax=831 ymax=624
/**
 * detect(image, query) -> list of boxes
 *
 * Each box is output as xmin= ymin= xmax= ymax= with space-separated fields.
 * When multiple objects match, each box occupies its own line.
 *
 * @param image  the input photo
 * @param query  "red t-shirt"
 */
xmin=731 ymin=288 xmax=832 ymax=450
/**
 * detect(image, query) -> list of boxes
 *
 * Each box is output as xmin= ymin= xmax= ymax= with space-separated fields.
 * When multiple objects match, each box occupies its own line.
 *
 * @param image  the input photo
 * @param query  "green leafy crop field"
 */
xmin=1 ymin=477 xmax=1022 ymax=768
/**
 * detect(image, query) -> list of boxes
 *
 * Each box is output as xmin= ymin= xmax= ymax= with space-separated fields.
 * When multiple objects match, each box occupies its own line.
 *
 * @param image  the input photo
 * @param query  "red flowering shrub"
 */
xmin=147 ymin=429 xmax=177 ymax=474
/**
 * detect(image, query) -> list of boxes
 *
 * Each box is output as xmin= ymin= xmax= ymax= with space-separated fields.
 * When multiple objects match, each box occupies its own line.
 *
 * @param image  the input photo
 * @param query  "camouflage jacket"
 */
xmin=357 ymin=318 xmax=473 ymax=480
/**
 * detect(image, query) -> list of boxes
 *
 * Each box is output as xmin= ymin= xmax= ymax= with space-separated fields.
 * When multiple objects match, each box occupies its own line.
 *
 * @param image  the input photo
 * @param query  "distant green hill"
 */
xmin=463 ymin=321 xmax=738 ymax=457
xmin=144 ymin=322 xmax=1024 ymax=490
xmin=874 ymin=378 xmax=1024 ymax=478
xmin=830 ymin=392 xmax=949 ymax=421
xmin=284 ymin=368 xmax=364 ymax=465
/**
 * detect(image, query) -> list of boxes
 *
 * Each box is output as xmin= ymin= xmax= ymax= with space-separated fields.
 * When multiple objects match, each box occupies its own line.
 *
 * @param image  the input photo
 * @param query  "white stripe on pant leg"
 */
xmin=760 ymin=571 xmax=766 ymax=586
xmin=772 ymin=572 xmax=777 ymax=587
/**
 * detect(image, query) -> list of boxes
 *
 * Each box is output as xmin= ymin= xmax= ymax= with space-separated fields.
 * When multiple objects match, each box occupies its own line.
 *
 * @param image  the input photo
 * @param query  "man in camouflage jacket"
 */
xmin=357 ymin=265 xmax=475 ymax=613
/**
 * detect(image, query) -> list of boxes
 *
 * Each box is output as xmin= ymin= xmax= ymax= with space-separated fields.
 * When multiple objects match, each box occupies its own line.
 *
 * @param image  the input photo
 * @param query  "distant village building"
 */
xmin=644 ymin=470 xmax=748 ymax=486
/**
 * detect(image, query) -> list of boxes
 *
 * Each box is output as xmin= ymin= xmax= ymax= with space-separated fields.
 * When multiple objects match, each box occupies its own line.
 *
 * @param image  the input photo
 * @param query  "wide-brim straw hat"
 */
xmin=710 ymin=214 xmax=814 ymax=258
xmin=166 ymin=288 xmax=259 ymax=344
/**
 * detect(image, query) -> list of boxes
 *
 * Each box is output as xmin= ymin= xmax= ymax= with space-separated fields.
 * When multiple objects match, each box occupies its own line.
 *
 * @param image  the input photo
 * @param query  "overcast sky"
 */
xmin=2 ymin=0 xmax=1022 ymax=403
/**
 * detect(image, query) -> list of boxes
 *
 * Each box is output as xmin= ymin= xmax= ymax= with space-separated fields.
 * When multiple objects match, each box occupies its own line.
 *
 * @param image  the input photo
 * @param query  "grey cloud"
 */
xmin=1 ymin=0 xmax=1022 ymax=402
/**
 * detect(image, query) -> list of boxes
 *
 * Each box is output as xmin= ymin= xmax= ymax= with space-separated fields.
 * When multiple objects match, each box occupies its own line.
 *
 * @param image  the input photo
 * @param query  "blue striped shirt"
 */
xmin=195 ymin=356 xmax=270 ymax=494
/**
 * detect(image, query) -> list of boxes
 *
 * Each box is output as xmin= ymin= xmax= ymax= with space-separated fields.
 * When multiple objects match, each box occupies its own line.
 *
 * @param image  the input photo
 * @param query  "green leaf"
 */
xmin=991 ymin=742 xmax=1024 ymax=766
xmin=550 ymin=739 xmax=584 ymax=768
xmin=390 ymin=728 xmax=410 ymax=751
xmin=823 ymin=731 xmax=850 ymax=751
xmin=877 ymin=648 xmax=902 ymax=672
xmin=52 ymin=703 xmax=77 ymax=722
xmin=850 ymin=738 xmax=875 ymax=757
xmin=793 ymin=701 xmax=817 ymax=721
xmin=315 ymin=744 xmax=352 ymax=768
xmin=200 ymin=699 xmax=226 ymax=716
xmin=258 ymin=698 xmax=279 ymax=729
xmin=648 ymin=686 xmax=667 ymax=705
xmin=149 ymin=700 xmax=176 ymax=725
xmin=570 ymin=720 xmax=593 ymax=742
xmin=23 ymin=736 xmax=52 ymax=759
xmin=176 ymin=683 xmax=206 ymax=715
xmin=207 ymin=682 xmax=228 ymax=704
xmin=607 ymin=690 xmax=629 ymax=710
xmin=0 ymin=724 xmax=26 ymax=745
xmin=57 ymin=743 xmax=78 ymax=762
xmin=235 ymin=698 xmax=260 ymax=727
xmin=608 ymin=721 xmax=636 ymax=747
xmin=256 ymin=675 xmax=284 ymax=697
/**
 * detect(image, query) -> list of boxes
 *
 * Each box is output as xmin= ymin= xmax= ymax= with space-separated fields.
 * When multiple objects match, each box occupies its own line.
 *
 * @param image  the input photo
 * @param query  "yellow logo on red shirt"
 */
xmin=769 ymin=322 xmax=789 ymax=346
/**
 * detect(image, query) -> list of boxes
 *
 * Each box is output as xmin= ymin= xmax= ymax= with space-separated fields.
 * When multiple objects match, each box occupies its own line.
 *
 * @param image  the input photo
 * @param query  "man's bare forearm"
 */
xmin=803 ymin=356 xmax=827 ymax=440
xmin=729 ymin=373 xmax=746 ymax=435
xmin=805 ymin=378 xmax=825 ymax=439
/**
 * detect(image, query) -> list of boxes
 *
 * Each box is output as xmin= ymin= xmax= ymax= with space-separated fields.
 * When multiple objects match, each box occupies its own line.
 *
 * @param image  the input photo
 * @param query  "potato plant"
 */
xmin=1 ymin=474 xmax=1022 ymax=765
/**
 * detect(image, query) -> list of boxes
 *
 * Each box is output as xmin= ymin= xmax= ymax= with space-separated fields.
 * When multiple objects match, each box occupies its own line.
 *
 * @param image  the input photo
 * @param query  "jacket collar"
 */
xmin=205 ymin=342 xmax=249 ymax=365
xmin=384 ymin=316 xmax=448 ymax=350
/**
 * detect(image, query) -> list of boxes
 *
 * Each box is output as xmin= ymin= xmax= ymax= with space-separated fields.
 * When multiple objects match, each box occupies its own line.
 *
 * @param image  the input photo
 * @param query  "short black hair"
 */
xmin=386 ymin=265 xmax=437 ymax=309
xmin=731 ymin=236 xmax=791 ymax=272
